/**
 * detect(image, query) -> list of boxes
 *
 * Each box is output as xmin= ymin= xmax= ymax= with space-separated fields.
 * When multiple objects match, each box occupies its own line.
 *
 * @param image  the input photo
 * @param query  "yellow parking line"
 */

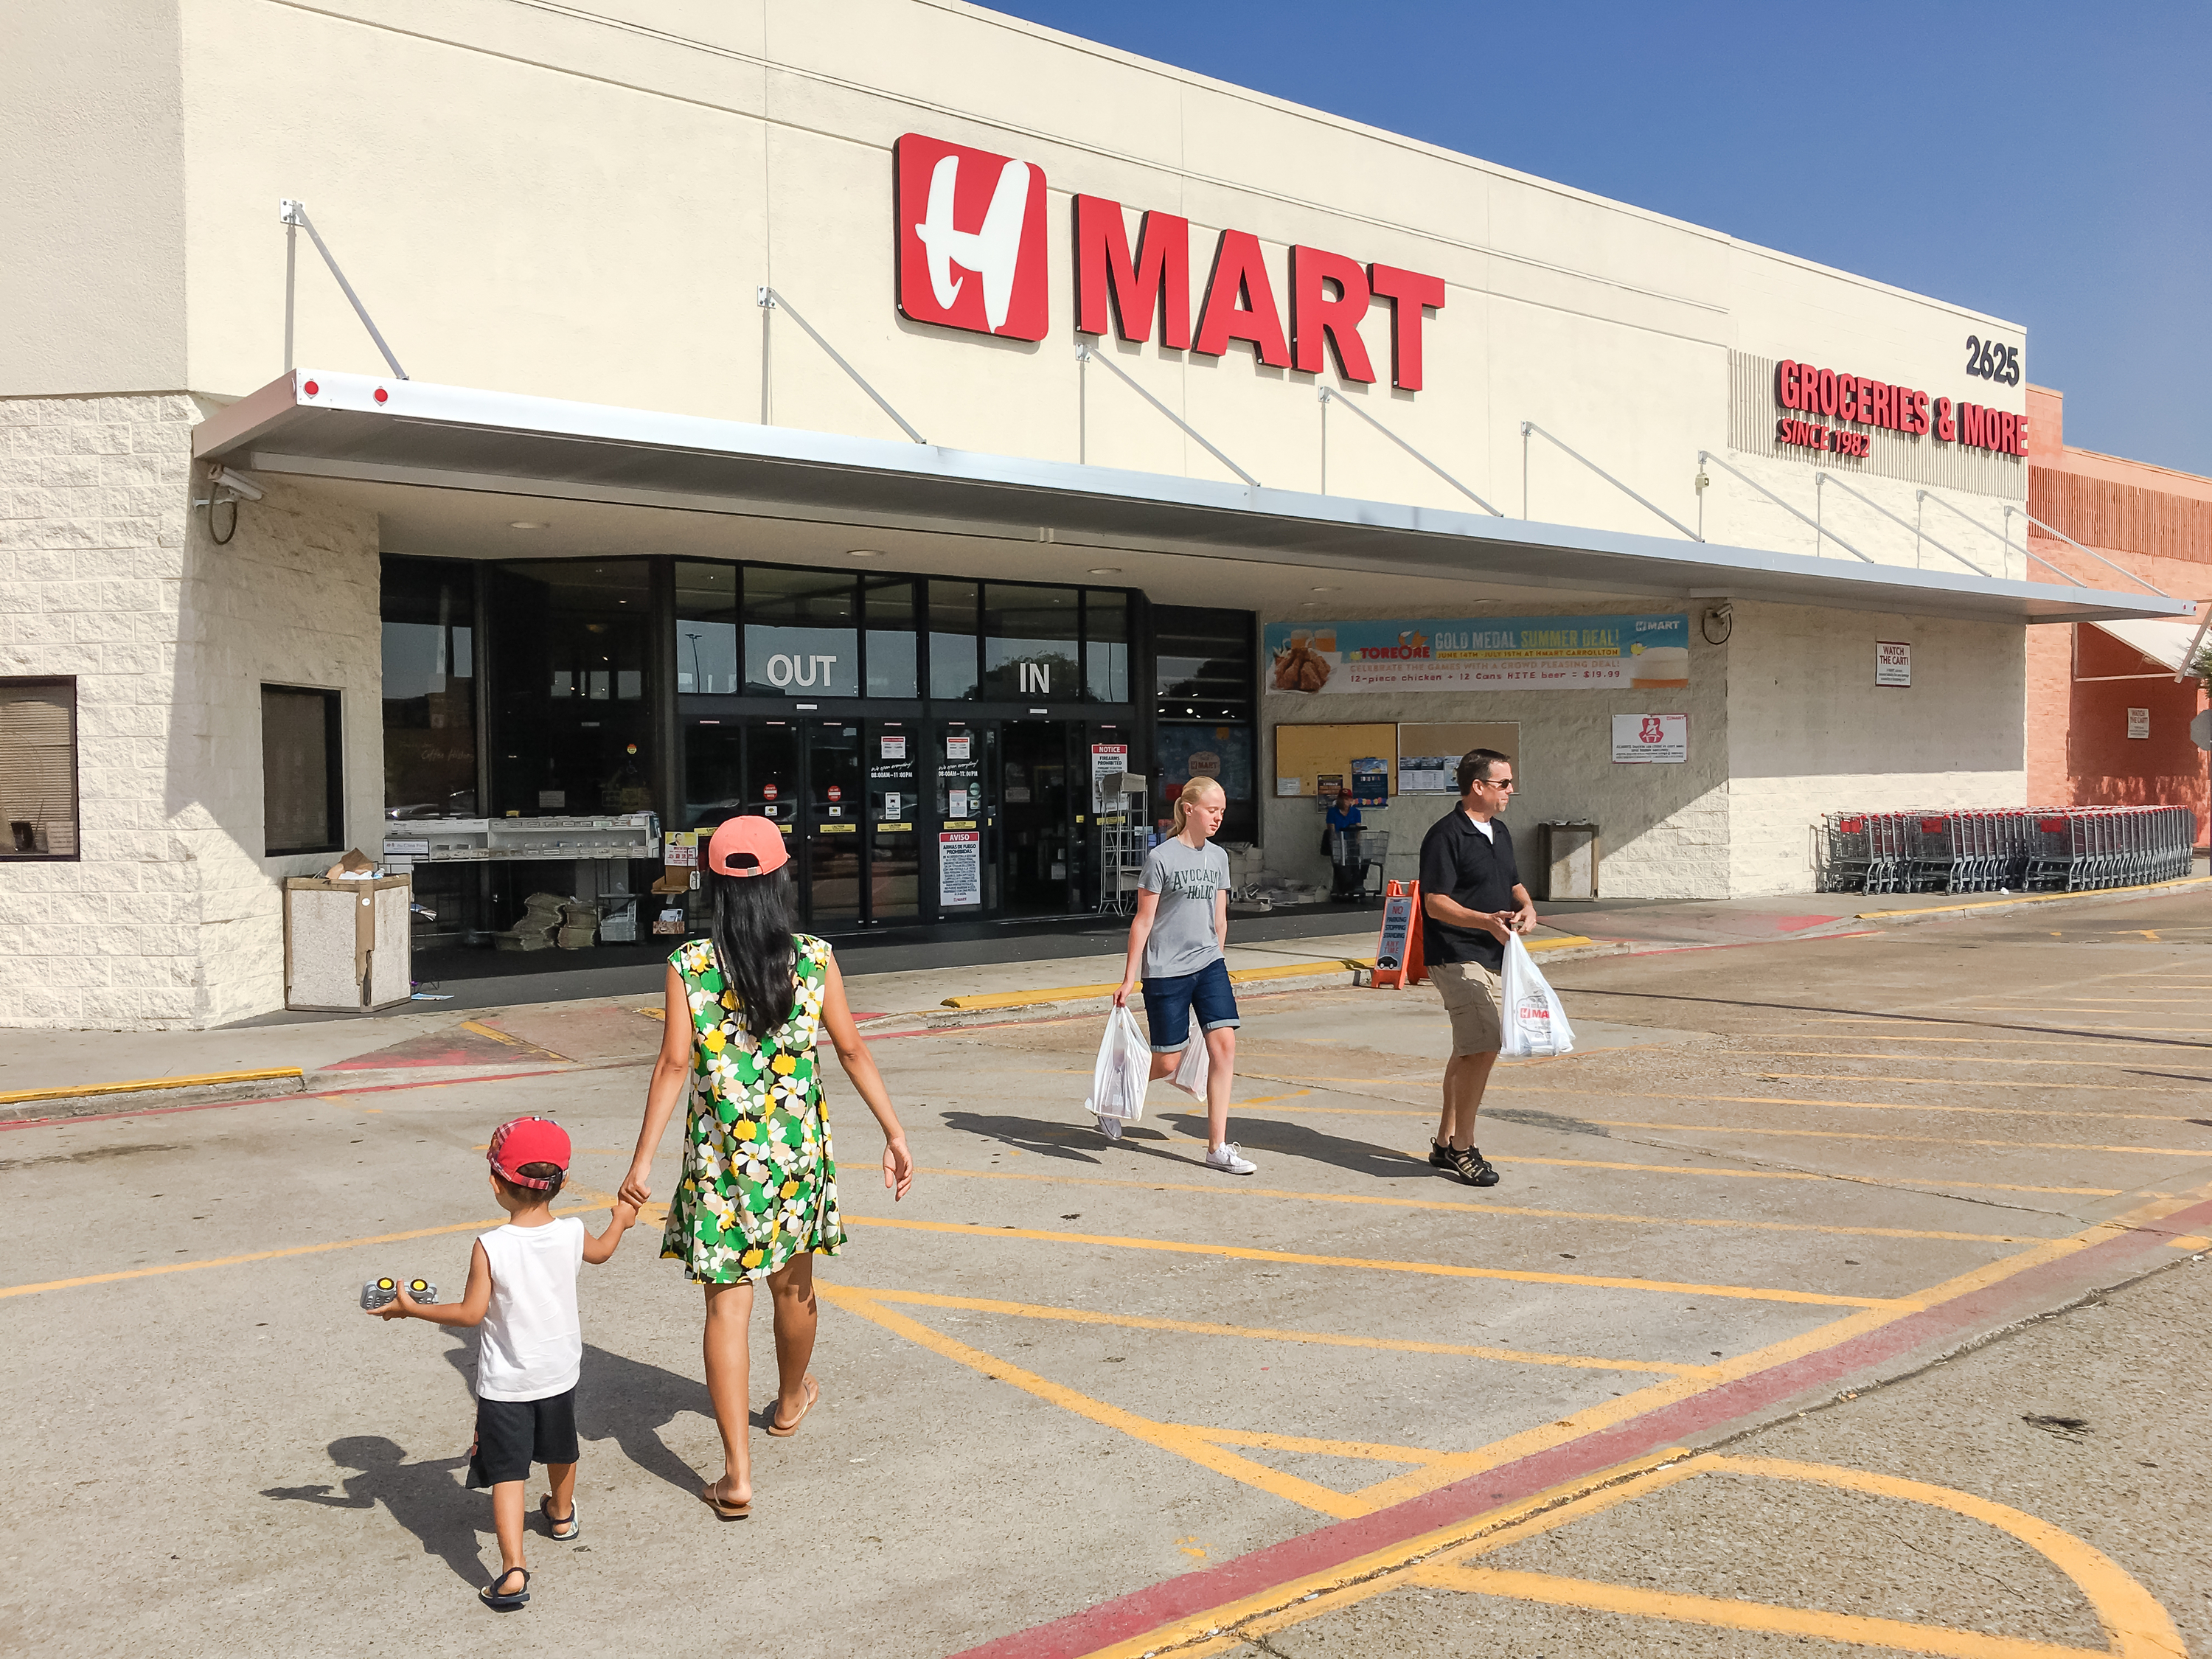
xmin=1767 ymin=1050 xmax=2212 ymax=1070
xmin=1186 ymin=1426 xmax=1450 ymax=1464
xmin=1500 ymin=1083 xmax=2212 ymax=1124
xmin=1756 ymin=1072 xmax=2203 ymax=1097
xmin=1815 ymin=1018 xmax=2212 ymax=1034
xmin=0 ymin=1191 xmax=623 ymax=1299
xmin=843 ymin=1286 xmax=1713 ymax=1375
xmin=1562 ymin=1119 xmax=2212 ymax=1157
xmin=914 ymin=1165 xmax=2039 ymax=1244
xmin=840 ymin=1218 xmax=1905 ymax=1308
xmin=821 ymin=1286 xmax=1367 ymax=1519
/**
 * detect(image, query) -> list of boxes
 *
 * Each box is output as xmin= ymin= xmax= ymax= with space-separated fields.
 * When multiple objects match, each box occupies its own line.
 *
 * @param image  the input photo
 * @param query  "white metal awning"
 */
xmin=192 ymin=370 xmax=2193 ymax=626
xmin=2084 ymin=616 xmax=2208 ymax=673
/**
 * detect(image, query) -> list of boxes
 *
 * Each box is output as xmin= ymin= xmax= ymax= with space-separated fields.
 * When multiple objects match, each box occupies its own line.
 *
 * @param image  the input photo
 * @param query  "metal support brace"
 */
xmin=2008 ymin=504 xmax=2172 ymax=597
xmin=1523 ymin=421 xmax=1700 ymax=540
xmin=278 ymin=200 xmax=408 ymax=380
xmin=1696 ymin=451 xmax=1871 ymax=563
xmin=757 ymin=287 xmax=925 ymax=444
xmin=1916 ymin=488 xmax=2084 ymax=587
xmin=2174 ymin=605 xmax=2212 ymax=684
xmin=1316 ymin=387 xmax=1502 ymax=515
xmin=1075 ymin=342 xmax=1257 ymax=486
xmin=1818 ymin=468 xmax=1982 ymax=574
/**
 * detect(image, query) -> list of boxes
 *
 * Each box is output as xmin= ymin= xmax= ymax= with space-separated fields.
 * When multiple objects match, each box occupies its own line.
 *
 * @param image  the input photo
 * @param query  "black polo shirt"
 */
xmin=1416 ymin=807 xmax=1522 ymax=970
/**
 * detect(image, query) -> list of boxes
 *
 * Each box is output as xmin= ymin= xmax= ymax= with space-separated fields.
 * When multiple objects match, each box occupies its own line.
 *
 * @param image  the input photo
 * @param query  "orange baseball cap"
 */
xmin=706 ymin=813 xmax=790 ymax=877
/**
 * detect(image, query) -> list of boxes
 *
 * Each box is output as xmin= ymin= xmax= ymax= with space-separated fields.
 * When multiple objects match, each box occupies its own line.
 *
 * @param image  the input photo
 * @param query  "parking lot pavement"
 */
xmin=2 ymin=891 xmax=2208 ymax=1656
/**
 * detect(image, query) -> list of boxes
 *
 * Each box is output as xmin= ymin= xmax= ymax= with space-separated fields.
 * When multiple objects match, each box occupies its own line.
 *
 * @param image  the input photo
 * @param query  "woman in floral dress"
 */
xmin=620 ymin=815 xmax=913 ymax=1520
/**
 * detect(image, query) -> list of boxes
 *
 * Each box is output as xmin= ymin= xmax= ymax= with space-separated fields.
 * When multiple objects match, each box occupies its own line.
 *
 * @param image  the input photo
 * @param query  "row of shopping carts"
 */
xmin=1818 ymin=806 xmax=2197 ymax=894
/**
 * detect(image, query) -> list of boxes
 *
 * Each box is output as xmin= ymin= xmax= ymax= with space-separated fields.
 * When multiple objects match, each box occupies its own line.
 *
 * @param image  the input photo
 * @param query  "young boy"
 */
xmin=370 ymin=1115 xmax=639 ymax=1610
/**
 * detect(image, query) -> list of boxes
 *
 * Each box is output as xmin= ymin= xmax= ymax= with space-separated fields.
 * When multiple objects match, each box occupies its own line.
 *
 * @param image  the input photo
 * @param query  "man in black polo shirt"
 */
xmin=1416 ymin=748 xmax=1537 ymax=1186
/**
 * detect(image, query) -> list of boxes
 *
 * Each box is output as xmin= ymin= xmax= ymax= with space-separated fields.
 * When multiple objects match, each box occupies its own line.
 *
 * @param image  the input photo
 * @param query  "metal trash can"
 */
xmin=284 ymin=876 xmax=413 ymax=1012
xmin=1537 ymin=822 xmax=1599 ymax=901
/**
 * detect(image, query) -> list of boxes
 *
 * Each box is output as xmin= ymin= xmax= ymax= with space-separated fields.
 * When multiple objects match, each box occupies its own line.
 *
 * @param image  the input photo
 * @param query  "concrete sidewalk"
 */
xmin=0 ymin=872 xmax=2202 ymax=1113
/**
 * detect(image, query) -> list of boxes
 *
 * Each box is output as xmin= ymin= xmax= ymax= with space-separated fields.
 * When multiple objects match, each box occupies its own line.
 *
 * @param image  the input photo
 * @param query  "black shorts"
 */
xmin=466 ymin=1386 xmax=580 ymax=1488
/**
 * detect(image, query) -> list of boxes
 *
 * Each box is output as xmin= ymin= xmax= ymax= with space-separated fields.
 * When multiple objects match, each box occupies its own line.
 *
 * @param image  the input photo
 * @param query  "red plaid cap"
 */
xmin=487 ymin=1116 xmax=570 ymax=1189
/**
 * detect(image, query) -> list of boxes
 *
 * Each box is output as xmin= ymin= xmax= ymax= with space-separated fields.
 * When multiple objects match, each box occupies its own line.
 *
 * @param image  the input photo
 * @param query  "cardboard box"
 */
xmin=284 ymin=875 xmax=412 ymax=1011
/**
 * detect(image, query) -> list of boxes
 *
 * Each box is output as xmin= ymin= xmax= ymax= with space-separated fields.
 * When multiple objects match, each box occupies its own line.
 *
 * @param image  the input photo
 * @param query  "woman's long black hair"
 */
xmin=706 ymin=860 xmax=798 ymax=1034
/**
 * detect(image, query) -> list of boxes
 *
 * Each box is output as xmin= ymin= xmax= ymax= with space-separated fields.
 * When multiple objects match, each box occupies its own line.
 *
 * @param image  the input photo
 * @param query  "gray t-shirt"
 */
xmin=1141 ymin=837 xmax=1230 ymax=979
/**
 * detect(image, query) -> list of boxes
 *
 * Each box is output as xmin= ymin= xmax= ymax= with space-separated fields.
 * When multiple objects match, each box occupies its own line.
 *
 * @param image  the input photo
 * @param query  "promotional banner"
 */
xmin=1267 ymin=614 xmax=1688 ymax=695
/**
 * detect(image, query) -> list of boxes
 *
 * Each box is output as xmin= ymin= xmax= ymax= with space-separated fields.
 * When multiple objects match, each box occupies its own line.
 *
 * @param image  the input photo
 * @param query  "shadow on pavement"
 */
xmin=261 ymin=1435 xmax=484 ymax=1585
xmin=1161 ymin=1109 xmax=1435 ymax=1181
xmin=940 ymin=1108 xmax=1172 ymax=1162
xmin=434 ymin=1335 xmax=708 ymax=1499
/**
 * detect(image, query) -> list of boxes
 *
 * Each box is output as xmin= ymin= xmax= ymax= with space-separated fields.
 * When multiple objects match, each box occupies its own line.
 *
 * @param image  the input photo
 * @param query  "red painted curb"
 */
xmin=948 ymin=1197 xmax=2212 ymax=1659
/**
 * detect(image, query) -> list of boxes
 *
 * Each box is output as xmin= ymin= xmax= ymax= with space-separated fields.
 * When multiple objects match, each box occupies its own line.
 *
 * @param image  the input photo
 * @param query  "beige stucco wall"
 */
xmin=132 ymin=0 xmax=2025 ymax=552
xmin=1259 ymin=597 xmax=1732 ymax=900
xmin=0 ymin=1 xmax=189 ymax=396
xmin=0 ymin=393 xmax=381 ymax=1029
xmin=1723 ymin=599 xmax=2028 ymax=896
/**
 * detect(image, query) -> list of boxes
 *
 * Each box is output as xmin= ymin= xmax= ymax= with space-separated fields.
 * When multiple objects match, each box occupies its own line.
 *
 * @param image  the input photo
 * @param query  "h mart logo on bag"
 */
xmin=894 ymin=134 xmax=1050 ymax=341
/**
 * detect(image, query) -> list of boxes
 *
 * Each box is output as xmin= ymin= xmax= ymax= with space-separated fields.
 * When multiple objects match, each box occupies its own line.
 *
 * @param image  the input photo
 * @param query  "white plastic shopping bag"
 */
xmin=1499 ymin=933 xmax=1576 ymax=1058
xmin=1169 ymin=1029 xmax=1210 ymax=1099
xmin=1086 ymin=1005 xmax=1150 ymax=1124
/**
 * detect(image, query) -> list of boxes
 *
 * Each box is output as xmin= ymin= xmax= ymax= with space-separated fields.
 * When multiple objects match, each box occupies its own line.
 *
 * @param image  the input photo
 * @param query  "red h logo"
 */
xmin=894 ymin=134 xmax=1049 ymax=341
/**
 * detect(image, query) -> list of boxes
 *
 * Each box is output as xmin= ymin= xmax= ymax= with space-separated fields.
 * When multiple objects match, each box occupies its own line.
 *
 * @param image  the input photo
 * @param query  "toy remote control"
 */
xmin=360 ymin=1276 xmax=439 ymax=1310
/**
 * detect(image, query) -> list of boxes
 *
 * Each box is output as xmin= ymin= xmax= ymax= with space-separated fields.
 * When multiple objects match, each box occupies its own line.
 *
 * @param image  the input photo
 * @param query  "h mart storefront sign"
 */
xmin=894 ymin=133 xmax=1446 ymax=390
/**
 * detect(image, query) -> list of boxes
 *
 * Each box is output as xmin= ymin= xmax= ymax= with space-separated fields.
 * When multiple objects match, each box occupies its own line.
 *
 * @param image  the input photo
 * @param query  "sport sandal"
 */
xmin=479 ymin=1567 xmax=531 ymax=1611
xmin=1451 ymin=1145 xmax=1500 ymax=1187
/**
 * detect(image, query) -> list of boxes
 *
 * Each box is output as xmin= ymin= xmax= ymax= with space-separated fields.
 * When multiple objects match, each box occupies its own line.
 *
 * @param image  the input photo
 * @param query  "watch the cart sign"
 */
xmin=894 ymin=133 xmax=1446 ymax=389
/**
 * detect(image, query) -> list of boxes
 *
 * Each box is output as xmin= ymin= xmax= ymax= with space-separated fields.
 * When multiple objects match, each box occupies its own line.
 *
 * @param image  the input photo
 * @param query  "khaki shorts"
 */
xmin=1430 ymin=959 xmax=1503 ymax=1056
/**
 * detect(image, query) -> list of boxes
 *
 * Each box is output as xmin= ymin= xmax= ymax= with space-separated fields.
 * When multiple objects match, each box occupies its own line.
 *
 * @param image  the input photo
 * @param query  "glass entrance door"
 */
xmin=805 ymin=722 xmax=863 ymax=925
xmin=933 ymin=722 xmax=990 ymax=915
xmin=867 ymin=721 xmax=919 ymax=922
xmin=1001 ymin=720 xmax=1077 ymax=915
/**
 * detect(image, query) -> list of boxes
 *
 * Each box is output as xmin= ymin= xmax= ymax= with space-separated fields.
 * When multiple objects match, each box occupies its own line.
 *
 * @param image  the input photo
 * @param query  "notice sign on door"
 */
xmin=1091 ymin=742 xmax=1129 ymax=810
xmin=946 ymin=734 xmax=972 ymax=760
xmin=939 ymin=831 xmax=983 ymax=907
xmin=1876 ymin=641 xmax=1911 ymax=687
xmin=1612 ymin=713 xmax=1688 ymax=764
xmin=881 ymin=734 xmax=907 ymax=759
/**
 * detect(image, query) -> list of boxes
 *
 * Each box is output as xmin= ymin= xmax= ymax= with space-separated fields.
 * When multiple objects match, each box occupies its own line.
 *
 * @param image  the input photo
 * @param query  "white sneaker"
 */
xmin=1204 ymin=1143 xmax=1256 ymax=1175
xmin=1096 ymin=1112 xmax=1122 ymax=1141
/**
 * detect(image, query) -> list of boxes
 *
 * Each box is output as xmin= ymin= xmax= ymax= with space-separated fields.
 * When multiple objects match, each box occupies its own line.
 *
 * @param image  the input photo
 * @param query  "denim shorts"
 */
xmin=1141 ymin=957 xmax=1241 ymax=1052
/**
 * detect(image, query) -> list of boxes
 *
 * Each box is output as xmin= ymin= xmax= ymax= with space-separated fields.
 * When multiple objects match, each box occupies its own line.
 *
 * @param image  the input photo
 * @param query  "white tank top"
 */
xmin=475 ymin=1217 xmax=585 ymax=1401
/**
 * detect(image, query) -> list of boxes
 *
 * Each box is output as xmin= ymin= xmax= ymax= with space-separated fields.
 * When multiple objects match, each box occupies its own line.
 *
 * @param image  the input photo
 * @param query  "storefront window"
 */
xmin=983 ymin=583 xmax=1081 ymax=701
xmin=865 ymin=577 xmax=919 ymax=699
xmin=381 ymin=556 xmax=477 ymax=819
xmin=745 ymin=567 xmax=859 ymax=698
xmin=675 ymin=561 xmax=741 ymax=695
xmin=1153 ymin=605 xmax=1254 ymax=721
xmin=684 ymin=717 xmax=743 ymax=828
xmin=928 ymin=580 xmax=980 ymax=700
xmin=488 ymin=560 xmax=653 ymax=816
xmin=1084 ymin=589 xmax=1130 ymax=703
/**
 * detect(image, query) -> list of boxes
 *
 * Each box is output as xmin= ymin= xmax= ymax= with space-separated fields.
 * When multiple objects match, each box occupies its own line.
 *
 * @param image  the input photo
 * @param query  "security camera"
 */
xmin=206 ymin=465 xmax=265 ymax=501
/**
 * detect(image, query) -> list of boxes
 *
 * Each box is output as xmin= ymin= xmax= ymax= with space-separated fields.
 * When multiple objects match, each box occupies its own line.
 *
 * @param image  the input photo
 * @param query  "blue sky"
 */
xmin=989 ymin=1 xmax=2211 ymax=478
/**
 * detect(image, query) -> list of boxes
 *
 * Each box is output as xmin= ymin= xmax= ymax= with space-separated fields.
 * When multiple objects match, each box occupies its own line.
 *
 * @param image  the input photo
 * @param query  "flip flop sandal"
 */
xmin=540 ymin=1496 xmax=579 ymax=1541
xmin=700 ymin=1481 xmax=751 ymax=1521
xmin=766 ymin=1374 xmax=819 ymax=1438
xmin=479 ymin=1567 xmax=531 ymax=1611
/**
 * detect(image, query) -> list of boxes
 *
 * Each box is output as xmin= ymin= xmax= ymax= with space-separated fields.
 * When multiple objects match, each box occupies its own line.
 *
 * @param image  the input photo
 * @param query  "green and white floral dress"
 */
xmin=661 ymin=935 xmax=846 ymax=1283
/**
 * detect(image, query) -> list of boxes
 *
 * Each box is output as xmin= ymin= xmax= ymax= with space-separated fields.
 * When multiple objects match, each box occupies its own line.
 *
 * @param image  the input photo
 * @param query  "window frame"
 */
xmin=0 ymin=675 xmax=81 ymax=862
xmin=262 ymin=684 xmax=345 ymax=857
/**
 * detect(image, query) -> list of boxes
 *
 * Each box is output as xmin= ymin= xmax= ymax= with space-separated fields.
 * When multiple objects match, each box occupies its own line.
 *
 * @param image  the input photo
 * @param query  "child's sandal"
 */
xmin=479 ymin=1567 xmax=531 ymax=1611
xmin=540 ymin=1495 xmax=579 ymax=1541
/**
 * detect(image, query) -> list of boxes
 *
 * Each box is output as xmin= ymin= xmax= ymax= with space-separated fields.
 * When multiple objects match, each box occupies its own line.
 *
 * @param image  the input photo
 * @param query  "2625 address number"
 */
xmin=1965 ymin=335 xmax=2020 ymax=387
